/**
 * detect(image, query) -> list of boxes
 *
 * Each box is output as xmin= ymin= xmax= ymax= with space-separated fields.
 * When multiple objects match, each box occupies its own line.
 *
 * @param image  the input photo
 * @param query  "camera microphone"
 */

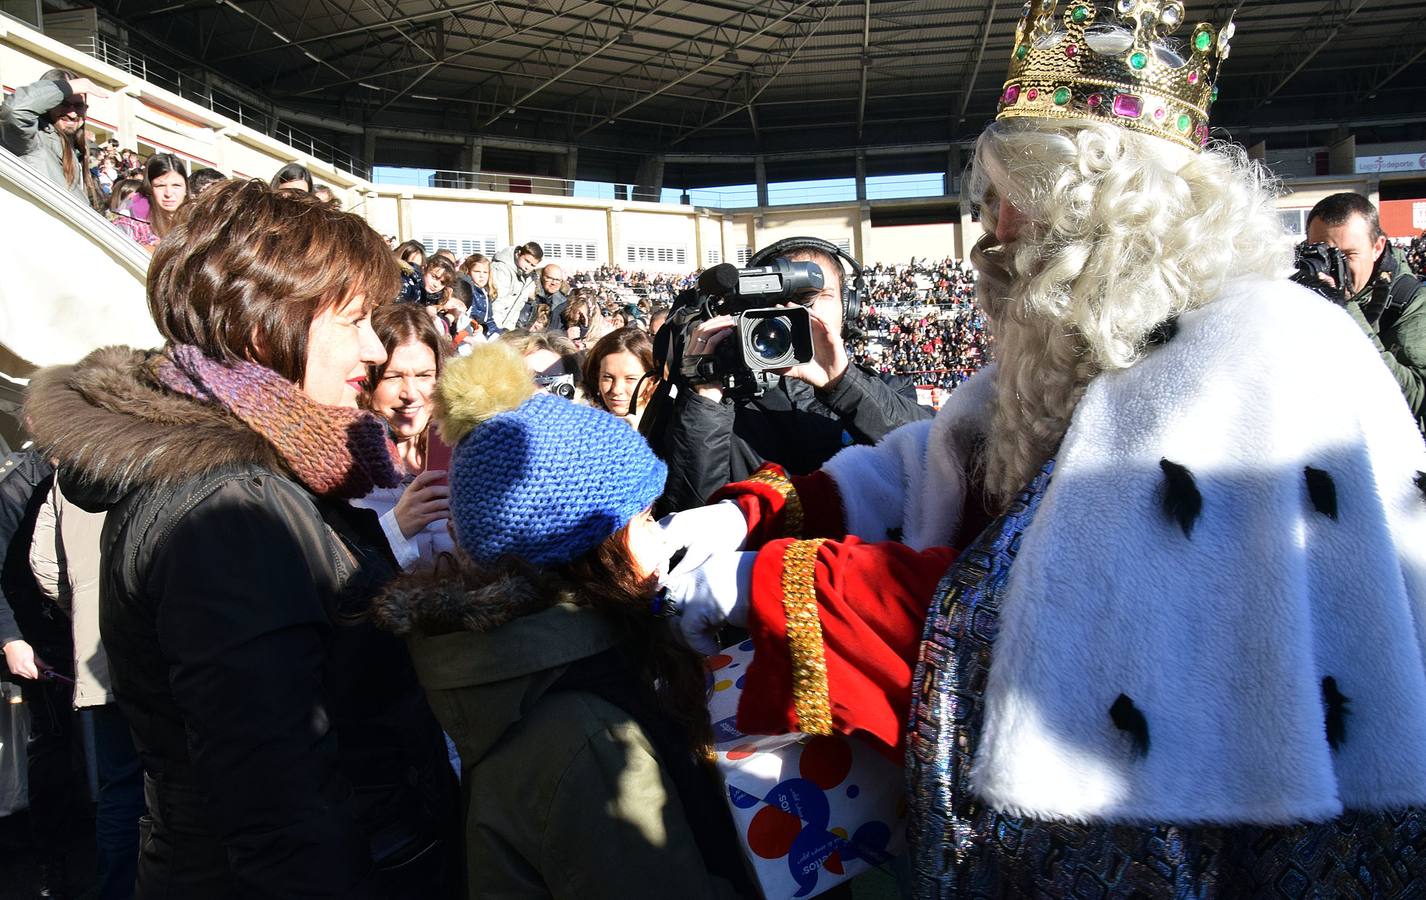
xmin=698 ymin=264 xmax=739 ymax=297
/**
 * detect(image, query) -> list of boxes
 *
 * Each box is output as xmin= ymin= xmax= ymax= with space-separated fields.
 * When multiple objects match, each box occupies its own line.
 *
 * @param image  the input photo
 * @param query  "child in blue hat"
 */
xmin=372 ymin=341 xmax=751 ymax=899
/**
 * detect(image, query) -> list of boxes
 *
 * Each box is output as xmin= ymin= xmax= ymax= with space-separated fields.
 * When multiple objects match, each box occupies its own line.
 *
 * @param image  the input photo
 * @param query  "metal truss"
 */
xmin=667 ymin=0 xmax=849 ymax=146
xmin=1249 ymin=0 xmax=1372 ymax=111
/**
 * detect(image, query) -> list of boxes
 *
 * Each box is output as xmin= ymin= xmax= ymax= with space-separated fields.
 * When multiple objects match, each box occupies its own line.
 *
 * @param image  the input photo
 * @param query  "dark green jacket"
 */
xmin=372 ymin=583 xmax=744 ymax=900
xmin=1346 ymin=244 xmax=1426 ymax=432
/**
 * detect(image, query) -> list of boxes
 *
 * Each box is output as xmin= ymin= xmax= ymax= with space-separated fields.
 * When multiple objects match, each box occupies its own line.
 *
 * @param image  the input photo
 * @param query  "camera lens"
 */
xmin=749 ymin=316 xmax=793 ymax=362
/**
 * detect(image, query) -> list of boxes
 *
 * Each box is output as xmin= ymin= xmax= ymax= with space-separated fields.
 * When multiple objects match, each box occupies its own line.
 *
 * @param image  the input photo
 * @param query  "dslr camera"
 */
xmin=665 ymin=259 xmax=821 ymax=400
xmin=1291 ymin=241 xmax=1351 ymax=305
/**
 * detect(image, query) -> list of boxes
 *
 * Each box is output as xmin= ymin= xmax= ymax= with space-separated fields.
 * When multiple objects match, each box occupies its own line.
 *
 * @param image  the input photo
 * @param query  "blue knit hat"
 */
xmin=435 ymin=342 xmax=666 ymax=567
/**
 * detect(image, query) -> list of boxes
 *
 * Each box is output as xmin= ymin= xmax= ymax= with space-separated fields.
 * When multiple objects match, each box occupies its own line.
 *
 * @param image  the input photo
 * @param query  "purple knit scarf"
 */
xmin=157 ymin=343 xmax=402 ymax=499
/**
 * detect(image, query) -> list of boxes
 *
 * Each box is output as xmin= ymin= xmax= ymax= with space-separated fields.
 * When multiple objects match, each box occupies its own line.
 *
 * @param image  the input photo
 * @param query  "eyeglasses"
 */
xmin=57 ymin=99 xmax=88 ymax=113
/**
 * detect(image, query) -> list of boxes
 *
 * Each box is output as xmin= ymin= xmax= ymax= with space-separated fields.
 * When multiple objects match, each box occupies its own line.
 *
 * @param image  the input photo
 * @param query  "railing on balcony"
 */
xmin=73 ymin=35 xmax=371 ymax=180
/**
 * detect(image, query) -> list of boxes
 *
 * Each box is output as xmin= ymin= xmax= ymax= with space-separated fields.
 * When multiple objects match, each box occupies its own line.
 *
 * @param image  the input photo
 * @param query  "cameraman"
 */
xmin=1306 ymin=193 xmax=1426 ymax=431
xmin=657 ymin=238 xmax=930 ymax=512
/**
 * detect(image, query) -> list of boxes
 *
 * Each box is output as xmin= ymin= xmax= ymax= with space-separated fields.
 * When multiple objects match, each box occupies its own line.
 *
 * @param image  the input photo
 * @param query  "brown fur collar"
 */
xmin=24 ymin=346 xmax=284 ymax=499
xmin=372 ymin=556 xmax=572 ymax=637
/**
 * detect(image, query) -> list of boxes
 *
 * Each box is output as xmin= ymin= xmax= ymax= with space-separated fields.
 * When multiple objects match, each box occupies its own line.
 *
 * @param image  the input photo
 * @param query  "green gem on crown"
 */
xmin=1016 ymin=44 xmax=1029 ymax=60
xmin=1053 ymin=87 xmax=1072 ymax=106
xmin=1129 ymin=51 xmax=1148 ymax=70
xmin=1211 ymin=86 xmax=1220 ymax=102
xmin=1176 ymin=114 xmax=1192 ymax=133
xmin=1071 ymin=5 xmax=1091 ymax=24
xmin=1194 ymin=30 xmax=1212 ymax=52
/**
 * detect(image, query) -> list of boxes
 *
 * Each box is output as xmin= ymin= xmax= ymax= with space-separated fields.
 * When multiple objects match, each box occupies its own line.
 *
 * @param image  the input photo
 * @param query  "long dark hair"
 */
xmin=559 ymin=523 xmax=714 ymax=760
xmin=39 ymin=67 xmax=94 ymax=202
xmin=141 ymin=153 xmax=188 ymax=239
xmin=269 ymin=162 xmax=313 ymax=192
xmin=393 ymin=239 xmax=426 ymax=268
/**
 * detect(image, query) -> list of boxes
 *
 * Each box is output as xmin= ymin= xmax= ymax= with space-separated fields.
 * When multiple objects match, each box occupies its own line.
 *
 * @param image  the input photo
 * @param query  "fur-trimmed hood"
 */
xmin=374 ymin=560 xmax=623 ymax=765
xmin=372 ymin=561 xmax=559 ymax=638
xmin=24 ymin=346 xmax=283 ymax=509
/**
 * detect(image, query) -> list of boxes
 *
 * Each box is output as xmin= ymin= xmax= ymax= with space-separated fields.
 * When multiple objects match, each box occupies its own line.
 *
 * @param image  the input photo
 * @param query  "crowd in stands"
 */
xmin=393 ymin=249 xmax=995 ymax=392
xmin=1406 ymin=232 xmax=1426 ymax=278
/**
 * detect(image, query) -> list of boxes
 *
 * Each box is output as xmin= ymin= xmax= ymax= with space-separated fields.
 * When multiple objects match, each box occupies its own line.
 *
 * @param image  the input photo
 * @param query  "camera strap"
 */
xmin=1368 ymin=270 xmax=1421 ymax=334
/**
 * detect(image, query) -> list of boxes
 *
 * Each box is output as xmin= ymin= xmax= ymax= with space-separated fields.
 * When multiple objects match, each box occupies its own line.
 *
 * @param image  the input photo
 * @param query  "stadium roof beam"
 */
xmin=575 ymin=0 xmax=828 ymax=138
xmin=668 ymin=1 xmax=845 ymax=147
xmin=478 ymin=0 xmax=679 ymax=128
xmin=294 ymin=0 xmax=607 ymax=98
xmin=855 ymin=0 xmax=871 ymax=141
xmin=1252 ymin=0 xmax=1371 ymax=111
xmin=953 ymin=0 xmax=998 ymax=133
xmin=1357 ymin=32 xmax=1426 ymax=100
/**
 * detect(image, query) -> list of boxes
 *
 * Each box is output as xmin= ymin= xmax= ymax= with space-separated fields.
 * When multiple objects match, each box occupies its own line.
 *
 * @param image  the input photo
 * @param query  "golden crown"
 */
xmin=996 ymin=1 xmax=1236 ymax=151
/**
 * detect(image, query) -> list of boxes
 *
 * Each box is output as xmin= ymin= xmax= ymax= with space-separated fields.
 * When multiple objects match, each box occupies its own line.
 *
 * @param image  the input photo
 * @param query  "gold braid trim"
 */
xmin=780 ymin=538 xmax=832 ymax=736
xmin=745 ymin=466 xmax=804 ymax=538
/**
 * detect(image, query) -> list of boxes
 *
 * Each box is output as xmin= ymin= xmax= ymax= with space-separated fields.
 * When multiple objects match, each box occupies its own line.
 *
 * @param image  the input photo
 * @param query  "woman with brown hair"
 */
xmin=582 ymin=327 xmax=657 ymax=428
xmin=372 ymin=342 xmax=749 ymax=900
xmin=355 ymin=304 xmax=454 ymax=570
xmin=25 ymin=180 xmax=456 ymax=898
xmin=113 ymin=153 xmax=188 ymax=250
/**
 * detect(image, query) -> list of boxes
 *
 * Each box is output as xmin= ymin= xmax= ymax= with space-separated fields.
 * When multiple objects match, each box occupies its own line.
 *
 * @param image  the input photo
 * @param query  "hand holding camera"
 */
xmin=673 ymin=259 xmax=823 ymax=401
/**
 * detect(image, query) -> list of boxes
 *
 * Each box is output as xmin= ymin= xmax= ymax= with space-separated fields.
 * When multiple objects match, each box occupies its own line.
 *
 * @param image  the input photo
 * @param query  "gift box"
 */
xmin=707 ymin=638 xmax=906 ymax=899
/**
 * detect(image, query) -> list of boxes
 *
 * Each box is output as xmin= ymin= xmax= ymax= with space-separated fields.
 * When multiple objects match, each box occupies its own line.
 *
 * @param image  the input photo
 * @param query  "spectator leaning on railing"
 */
xmin=0 ymin=68 xmax=106 ymax=206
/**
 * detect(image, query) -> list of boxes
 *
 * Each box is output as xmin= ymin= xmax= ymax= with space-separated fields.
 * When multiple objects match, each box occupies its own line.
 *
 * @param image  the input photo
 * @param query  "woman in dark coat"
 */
xmin=25 ymin=180 xmax=456 ymax=899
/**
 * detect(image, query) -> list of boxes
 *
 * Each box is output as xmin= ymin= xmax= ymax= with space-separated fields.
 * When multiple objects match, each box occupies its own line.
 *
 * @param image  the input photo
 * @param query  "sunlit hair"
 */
xmin=148 ymin=179 xmax=398 ymax=383
xmin=966 ymin=119 xmax=1293 ymax=507
xmin=582 ymin=327 xmax=656 ymax=412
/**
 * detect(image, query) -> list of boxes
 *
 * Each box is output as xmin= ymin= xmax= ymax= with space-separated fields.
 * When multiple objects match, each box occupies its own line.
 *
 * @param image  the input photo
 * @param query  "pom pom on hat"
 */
xmin=435 ymin=341 xmax=536 ymax=445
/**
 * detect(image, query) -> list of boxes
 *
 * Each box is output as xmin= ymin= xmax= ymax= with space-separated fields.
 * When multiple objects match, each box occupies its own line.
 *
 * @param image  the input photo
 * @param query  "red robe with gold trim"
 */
xmin=710 ymin=464 xmax=955 ymax=760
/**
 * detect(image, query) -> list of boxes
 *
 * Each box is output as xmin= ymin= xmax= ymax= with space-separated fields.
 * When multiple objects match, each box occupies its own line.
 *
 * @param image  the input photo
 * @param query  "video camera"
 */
xmin=1291 ymin=241 xmax=1351 ymax=305
xmin=661 ymin=259 xmax=822 ymax=400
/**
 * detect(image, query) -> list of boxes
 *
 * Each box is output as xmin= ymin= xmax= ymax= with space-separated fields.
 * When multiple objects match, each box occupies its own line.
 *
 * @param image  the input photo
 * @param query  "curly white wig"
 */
xmin=967 ymin=119 xmax=1294 ymax=506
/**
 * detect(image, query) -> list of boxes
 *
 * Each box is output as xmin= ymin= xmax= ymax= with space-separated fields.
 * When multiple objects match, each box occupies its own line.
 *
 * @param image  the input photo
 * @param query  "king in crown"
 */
xmin=998 ymin=0 xmax=1236 ymax=150
xmin=656 ymin=0 xmax=1426 ymax=896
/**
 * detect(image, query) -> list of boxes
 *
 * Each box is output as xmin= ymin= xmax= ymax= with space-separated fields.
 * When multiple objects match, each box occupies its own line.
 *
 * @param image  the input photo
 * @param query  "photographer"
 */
xmin=655 ymin=237 xmax=930 ymax=512
xmin=1306 ymin=193 xmax=1426 ymax=431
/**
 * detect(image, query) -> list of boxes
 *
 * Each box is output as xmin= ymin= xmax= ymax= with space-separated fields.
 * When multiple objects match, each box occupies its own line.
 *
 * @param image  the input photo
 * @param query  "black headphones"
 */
xmin=748 ymin=236 xmax=865 ymax=322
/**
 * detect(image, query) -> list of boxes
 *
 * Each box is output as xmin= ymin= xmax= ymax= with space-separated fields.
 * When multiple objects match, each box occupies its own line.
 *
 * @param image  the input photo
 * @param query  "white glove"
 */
xmin=659 ymin=551 xmax=757 ymax=656
xmin=658 ymin=500 xmax=747 ymax=577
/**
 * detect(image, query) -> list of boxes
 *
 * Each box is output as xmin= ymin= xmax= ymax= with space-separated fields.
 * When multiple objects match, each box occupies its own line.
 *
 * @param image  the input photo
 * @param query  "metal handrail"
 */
xmin=73 ymin=35 xmax=371 ymax=179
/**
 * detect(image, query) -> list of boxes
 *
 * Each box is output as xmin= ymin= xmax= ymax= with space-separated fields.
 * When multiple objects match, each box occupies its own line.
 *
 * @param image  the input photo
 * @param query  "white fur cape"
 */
xmin=822 ymin=276 xmax=1426 ymax=826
